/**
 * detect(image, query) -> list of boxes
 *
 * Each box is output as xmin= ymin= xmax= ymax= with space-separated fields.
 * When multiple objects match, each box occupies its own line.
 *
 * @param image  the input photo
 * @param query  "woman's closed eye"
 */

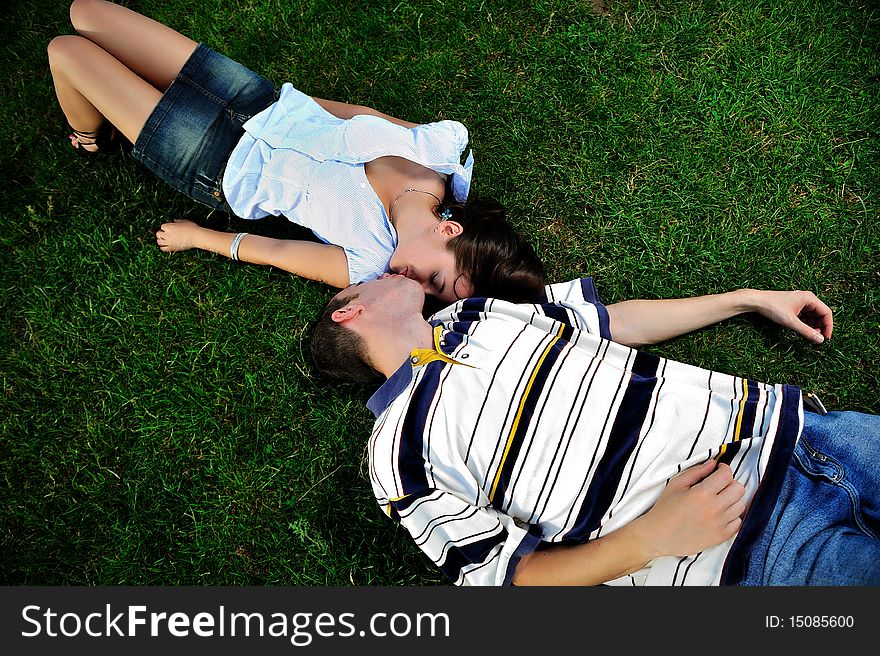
xmin=430 ymin=272 xmax=445 ymax=296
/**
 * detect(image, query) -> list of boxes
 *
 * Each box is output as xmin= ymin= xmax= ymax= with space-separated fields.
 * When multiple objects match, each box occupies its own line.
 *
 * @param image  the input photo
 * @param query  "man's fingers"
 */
xmin=670 ymin=459 xmax=716 ymax=488
xmin=796 ymin=294 xmax=834 ymax=341
xmin=720 ymin=498 xmax=747 ymax=523
xmin=716 ymin=477 xmax=746 ymax=507
xmin=793 ymin=317 xmax=825 ymax=344
xmin=802 ymin=299 xmax=834 ymax=339
xmin=695 ymin=461 xmax=734 ymax=494
xmin=724 ymin=516 xmax=743 ymax=537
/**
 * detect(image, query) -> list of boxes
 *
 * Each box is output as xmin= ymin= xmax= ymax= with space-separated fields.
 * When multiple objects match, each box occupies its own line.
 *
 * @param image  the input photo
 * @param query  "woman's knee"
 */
xmin=47 ymin=34 xmax=88 ymax=68
xmin=70 ymin=0 xmax=103 ymax=33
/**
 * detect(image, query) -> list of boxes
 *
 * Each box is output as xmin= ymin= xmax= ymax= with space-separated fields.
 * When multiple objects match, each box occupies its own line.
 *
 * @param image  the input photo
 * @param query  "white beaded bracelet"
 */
xmin=229 ymin=232 xmax=247 ymax=260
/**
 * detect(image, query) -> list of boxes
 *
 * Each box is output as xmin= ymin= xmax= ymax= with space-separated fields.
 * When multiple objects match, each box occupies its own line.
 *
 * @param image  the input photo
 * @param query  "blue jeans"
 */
xmin=131 ymin=44 xmax=276 ymax=211
xmin=738 ymin=410 xmax=880 ymax=585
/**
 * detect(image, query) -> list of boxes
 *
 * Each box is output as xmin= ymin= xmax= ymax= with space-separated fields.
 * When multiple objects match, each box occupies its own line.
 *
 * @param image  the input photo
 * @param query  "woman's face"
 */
xmin=388 ymin=222 xmax=472 ymax=304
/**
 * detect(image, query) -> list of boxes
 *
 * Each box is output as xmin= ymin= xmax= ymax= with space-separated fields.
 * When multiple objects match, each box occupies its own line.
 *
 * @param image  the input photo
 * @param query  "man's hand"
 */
xmin=747 ymin=289 xmax=834 ymax=344
xmin=513 ymin=459 xmax=746 ymax=585
xmin=156 ymin=219 xmax=201 ymax=252
xmin=633 ymin=460 xmax=746 ymax=559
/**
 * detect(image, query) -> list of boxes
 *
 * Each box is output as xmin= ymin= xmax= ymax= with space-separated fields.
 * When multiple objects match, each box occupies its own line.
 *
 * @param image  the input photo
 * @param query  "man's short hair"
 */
xmin=309 ymin=294 xmax=384 ymax=385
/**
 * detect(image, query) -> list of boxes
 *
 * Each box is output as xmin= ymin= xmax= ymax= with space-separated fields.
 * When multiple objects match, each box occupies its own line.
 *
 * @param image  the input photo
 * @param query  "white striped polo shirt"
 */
xmin=366 ymin=278 xmax=803 ymax=586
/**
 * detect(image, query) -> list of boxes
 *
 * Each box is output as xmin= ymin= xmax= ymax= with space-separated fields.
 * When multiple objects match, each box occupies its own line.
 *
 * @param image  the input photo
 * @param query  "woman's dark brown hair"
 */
xmin=440 ymin=190 xmax=546 ymax=303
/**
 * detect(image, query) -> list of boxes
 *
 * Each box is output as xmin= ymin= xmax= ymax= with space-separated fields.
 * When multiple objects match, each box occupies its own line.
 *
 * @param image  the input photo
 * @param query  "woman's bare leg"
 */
xmin=48 ymin=35 xmax=162 ymax=149
xmin=69 ymin=0 xmax=197 ymax=92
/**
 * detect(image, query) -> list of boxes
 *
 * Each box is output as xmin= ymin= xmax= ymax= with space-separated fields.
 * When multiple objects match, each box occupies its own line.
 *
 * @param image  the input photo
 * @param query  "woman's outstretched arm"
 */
xmin=156 ymin=220 xmax=351 ymax=288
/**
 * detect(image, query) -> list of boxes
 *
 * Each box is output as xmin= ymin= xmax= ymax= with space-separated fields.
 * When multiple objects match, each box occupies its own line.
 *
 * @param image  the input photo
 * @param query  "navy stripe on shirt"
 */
xmin=563 ymin=356 xmax=660 ymax=541
xmin=720 ymin=384 xmax=802 ymax=584
xmin=398 ymin=362 xmax=446 ymax=496
xmin=490 ymin=334 xmax=568 ymax=508
xmin=439 ymin=529 xmax=508 ymax=583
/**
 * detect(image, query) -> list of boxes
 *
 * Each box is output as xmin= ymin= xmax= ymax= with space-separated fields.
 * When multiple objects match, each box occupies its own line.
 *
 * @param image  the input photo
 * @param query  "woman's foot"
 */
xmin=70 ymin=129 xmax=100 ymax=153
xmin=68 ymin=123 xmax=119 ymax=155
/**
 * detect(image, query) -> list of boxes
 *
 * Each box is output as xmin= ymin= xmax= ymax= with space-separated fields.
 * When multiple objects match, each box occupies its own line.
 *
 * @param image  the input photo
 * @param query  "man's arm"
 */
xmin=311 ymin=97 xmax=421 ymax=129
xmin=606 ymin=289 xmax=833 ymax=348
xmin=156 ymin=220 xmax=350 ymax=288
xmin=513 ymin=460 xmax=745 ymax=585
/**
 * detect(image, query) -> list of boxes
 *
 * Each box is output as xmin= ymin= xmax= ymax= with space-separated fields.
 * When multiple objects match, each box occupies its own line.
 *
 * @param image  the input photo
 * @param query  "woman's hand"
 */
xmin=632 ymin=460 xmax=746 ymax=559
xmin=746 ymin=289 xmax=834 ymax=344
xmin=156 ymin=219 xmax=201 ymax=252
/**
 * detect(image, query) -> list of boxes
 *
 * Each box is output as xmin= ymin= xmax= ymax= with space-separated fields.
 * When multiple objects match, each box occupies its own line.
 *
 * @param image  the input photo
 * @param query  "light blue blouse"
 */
xmin=222 ymin=83 xmax=474 ymax=284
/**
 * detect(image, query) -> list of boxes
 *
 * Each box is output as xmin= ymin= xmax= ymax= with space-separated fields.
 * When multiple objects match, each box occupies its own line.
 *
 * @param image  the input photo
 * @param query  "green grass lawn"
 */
xmin=1 ymin=0 xmax=877 ymax=585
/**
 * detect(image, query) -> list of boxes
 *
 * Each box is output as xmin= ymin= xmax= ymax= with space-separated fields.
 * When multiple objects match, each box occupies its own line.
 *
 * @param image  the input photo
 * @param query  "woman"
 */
xmin=48 ymin=0 xmax=546 ymax=304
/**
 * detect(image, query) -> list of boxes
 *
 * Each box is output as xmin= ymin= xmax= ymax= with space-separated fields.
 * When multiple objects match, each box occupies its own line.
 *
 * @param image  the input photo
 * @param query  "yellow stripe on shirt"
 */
xmin=489 ymin=325 xmax=566 ymax=502
xmin=733 ymin=377 xmax=749 ymax=442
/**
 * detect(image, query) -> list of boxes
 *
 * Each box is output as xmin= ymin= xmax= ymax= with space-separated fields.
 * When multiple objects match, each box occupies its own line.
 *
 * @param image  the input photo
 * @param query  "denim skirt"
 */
xmin=131 ymin=43 xmax=276 ymax=211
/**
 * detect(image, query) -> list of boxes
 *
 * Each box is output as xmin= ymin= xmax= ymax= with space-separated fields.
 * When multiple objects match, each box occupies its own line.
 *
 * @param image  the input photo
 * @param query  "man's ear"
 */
xmin=435 ymin=220 xmax=463 ymax=240
xmin=330 ymin=303 xmax=365 ymax=324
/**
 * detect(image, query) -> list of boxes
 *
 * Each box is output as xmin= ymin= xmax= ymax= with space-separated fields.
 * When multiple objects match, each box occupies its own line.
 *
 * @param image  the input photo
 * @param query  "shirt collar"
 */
xmin=366 ymin=359 xmax=413 ymax=418
xmin=366 ymin=325 xmax=469 ymax=418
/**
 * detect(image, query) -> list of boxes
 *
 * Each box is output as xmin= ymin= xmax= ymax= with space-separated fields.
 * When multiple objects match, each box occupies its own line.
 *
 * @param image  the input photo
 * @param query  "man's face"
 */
xmin=333 ymin=273 xmax=427 ymax=317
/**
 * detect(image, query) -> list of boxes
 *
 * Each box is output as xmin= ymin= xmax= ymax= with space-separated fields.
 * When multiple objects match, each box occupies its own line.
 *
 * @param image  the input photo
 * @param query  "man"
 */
xmin=310 ymin=274 xmax=880 ymax=586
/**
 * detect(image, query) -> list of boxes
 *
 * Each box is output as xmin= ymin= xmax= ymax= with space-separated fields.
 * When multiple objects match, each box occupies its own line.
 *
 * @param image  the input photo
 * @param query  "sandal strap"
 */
xmin=71 ymin=128 xmax=100 ymax=144
xmin=70 ymin=123 xmax=119 ymax=150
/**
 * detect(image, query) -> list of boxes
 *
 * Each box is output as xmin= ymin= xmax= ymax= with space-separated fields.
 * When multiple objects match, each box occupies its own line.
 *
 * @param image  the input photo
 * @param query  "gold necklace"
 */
xmin=388 ymin=188 xmax=442 ymax=223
